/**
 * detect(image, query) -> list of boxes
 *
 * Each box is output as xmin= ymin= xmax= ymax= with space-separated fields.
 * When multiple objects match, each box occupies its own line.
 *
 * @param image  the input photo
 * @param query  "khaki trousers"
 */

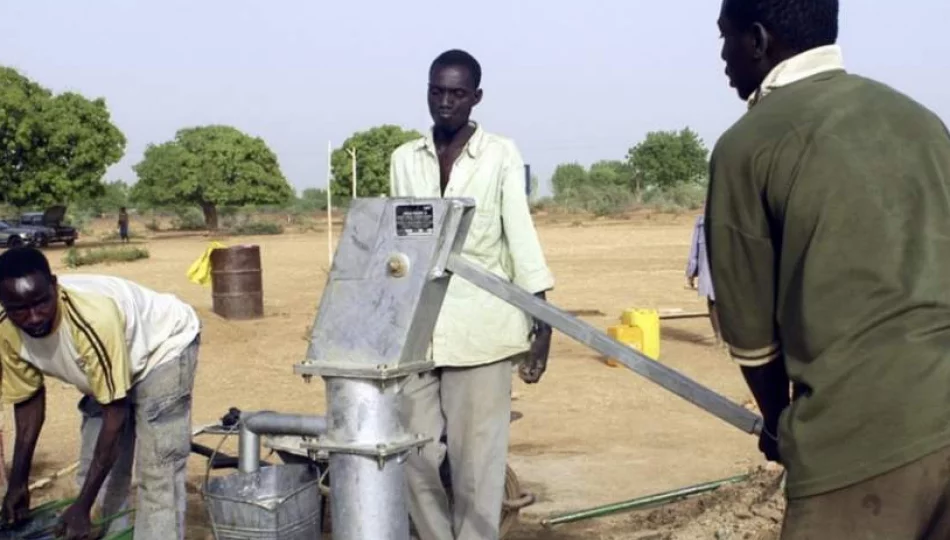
xmin=782 ymin=444 xmax=950 ymax=539
xmin=400 ymin=358 xmax=513 ymax=540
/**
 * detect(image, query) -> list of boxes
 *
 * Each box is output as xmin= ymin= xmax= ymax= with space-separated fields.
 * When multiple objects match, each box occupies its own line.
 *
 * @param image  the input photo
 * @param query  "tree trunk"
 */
xmin=201 ymin=202 xmax=219 ymax=230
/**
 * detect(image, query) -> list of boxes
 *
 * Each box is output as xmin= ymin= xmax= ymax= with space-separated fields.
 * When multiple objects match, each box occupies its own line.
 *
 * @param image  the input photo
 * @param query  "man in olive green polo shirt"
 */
xmin=708 ymin=0 xmax=950 ymax=537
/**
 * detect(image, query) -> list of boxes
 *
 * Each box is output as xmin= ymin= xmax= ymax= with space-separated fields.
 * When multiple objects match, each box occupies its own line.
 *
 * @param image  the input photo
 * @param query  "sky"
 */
xmin=3 ymin=1 xmax=949 ymax=197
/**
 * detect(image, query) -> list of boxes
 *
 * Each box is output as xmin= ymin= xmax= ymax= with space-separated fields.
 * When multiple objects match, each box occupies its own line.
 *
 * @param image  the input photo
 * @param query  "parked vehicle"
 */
xmin=18 ymin=205 xmax=78 ymax=247
xmin=0 ymin=220 xmax=42 ymax=248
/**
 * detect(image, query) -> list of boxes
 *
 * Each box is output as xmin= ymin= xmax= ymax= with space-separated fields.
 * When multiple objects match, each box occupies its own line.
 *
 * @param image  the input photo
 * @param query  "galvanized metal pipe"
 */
xmin=237 ymin=412 xmax=328 ymax=473
xmin=540 ymin=474 xmax=750 ymax=528
xmin=446 ymin=253 xmax=763 ymax=436
xmin=659 ymin=311 xmax=710 ymax=320
xmin=244 ymin=412 xmax=328 ymax=437
xmin=237 ymin=424 xmax=260 ymax=474
xmin=326 ymin=377 xmax=410 ymax=540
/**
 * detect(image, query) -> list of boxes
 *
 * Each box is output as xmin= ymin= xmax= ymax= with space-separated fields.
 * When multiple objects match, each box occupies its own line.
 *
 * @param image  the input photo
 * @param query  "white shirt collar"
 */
xmin=419 ymin=121 xmax=485 ymax=159
xmin=748 ymin=44 xmax=845 ymax=109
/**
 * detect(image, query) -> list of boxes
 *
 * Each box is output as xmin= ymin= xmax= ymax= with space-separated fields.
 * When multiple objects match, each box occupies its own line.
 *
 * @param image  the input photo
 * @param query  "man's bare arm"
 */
xmin=2 ymin=387 xmax=47 ymax=524
xmin=10 ymin=387 xmax=46 ymax=489
xmin=741 ymin=362 xmax=790 ymax=461
xmin=519 ymin=290 xmax=553 ymax=384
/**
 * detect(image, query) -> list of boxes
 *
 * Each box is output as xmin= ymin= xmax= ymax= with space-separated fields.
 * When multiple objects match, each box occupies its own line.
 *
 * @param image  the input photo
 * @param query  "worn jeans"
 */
xmin=76 ymin=334 xmax=199 ymax=539
xmin=400 ymin=358 xmax=513 ymax=540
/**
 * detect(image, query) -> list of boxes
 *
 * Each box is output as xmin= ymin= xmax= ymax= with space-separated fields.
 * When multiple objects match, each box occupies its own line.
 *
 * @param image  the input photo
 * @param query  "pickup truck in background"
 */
xmin=18 ymin=205 xmax=79 ymax=247
xmin=0 ymin=220 xmax=44 ymax=247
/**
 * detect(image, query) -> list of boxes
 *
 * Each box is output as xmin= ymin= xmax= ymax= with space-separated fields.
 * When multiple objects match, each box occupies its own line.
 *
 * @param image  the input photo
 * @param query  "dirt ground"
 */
xmin=5 ymin=211 xmax=785 ymax=539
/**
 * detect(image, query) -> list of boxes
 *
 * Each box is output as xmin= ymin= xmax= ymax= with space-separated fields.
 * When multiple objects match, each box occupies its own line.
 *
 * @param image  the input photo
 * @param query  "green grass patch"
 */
xmin=63 ymin=246 xmax=150 ymax=268
xmin=228 ymin=221 xmax=284 ymax=236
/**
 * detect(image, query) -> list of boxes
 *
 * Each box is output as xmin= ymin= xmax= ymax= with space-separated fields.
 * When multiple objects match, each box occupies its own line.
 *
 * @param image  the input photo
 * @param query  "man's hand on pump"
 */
xmin=520 ymin=290 xmax=552 ymax=384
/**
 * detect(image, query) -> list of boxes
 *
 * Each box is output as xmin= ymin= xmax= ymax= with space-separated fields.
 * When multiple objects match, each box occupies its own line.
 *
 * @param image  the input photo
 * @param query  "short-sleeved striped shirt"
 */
xmin=0 ymin=275 xmax=200 ymax=405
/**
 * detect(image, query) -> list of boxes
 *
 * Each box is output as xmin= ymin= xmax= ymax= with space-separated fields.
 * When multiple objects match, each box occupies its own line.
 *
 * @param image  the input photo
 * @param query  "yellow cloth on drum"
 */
xmin=186 ymin=241 xmax=227 ymax=286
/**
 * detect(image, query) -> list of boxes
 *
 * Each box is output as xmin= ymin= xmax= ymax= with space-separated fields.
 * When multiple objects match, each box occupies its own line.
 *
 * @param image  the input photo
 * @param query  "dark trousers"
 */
xmin=782 ymin=445 xmax=950 ymax=539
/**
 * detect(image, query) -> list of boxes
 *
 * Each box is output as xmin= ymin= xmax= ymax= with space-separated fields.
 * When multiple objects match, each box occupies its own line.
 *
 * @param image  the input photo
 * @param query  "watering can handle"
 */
xmin=201 ymin=425 xmax=241 ymax=496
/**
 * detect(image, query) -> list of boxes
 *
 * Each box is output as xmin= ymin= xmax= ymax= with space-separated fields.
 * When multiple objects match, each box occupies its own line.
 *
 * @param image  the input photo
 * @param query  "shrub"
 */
xmin=171 ymin=207 xmax=206 ymax=230
xmin=642 ymin=182 xmax=706 ymax=213
xmin=0 ymin=203 xmax=18 ymax=222
xmin=65 ymin=208 xmax=96 ymax=234
xmin=229 ymin=221 xmax=284 ymax=236
xmin=63 ymin=246 xmax=150 ymax=268
xmin=555 ymin=183 xmax=638 ymax=217
xmin=220 ymin=211 xmax=251 ymax=230
xmin=530 ymin=197 xmax=557 ymax=214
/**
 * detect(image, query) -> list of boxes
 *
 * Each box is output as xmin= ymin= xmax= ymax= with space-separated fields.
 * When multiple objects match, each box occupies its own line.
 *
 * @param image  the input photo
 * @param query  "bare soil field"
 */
xmin=6 ymin=211 xmax=784 ymax=539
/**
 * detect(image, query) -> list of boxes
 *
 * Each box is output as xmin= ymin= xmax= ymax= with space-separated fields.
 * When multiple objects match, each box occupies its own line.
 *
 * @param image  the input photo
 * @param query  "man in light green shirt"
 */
xmin=390 ymin=49 xmax=555 ymax=540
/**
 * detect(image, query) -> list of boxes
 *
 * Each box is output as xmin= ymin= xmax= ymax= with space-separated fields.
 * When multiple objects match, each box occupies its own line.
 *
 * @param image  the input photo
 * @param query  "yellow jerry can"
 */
xmin=605 ymin=308 xmax=661 ymax=367
xmin=606 ymin=324 xmax=644 ymax=367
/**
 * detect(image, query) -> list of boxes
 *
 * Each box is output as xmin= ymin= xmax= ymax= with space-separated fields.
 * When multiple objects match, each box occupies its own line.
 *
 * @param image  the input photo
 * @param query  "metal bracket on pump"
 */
xmin=294 ymin=196 xmax=762 ymax=540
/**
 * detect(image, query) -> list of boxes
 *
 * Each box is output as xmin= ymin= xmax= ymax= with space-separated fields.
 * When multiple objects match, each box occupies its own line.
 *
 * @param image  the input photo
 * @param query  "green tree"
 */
xmin=626 ymin=128 xmax=709 ymax=192
xmin=550 ymin=163 xmax=588 ymax=196
xmin=0 ymin=67 xmax=126 ymax=207
xmin=296 ymin=187 xmax=328 ymax=211
xmin=77 ymin=179 xmax=129 ymax=216
xmin=588 ymin=160 xmax=635 ymax=190
xmin=301 ymin=187 xmax=326 ymax=201
xmin=330 ymin=125 xmax=422 ymax=199
xmin=131 ymin=125 xmax=293 ymax=229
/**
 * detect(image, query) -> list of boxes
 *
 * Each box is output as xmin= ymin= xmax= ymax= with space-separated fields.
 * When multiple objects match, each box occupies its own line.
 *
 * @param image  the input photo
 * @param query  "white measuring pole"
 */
xmin=347 ymin=147 xmax=357 ymax=198
xmin=327 ymin=140 xmax=333 ymax=265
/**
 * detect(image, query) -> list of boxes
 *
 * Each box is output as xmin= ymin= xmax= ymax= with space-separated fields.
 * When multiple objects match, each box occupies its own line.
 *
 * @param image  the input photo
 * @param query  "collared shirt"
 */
xmin=0 ymin=274 xmax=200 ymax=405
xmin=707 ymin=42 xmax=950 ymax=498
xmin=723 ymin=45 xmax=846 ymax=367
xmin=686 ymin=215 xmax=714 ymax=301
xmin=747 ymin=44 xmax=845 ymax=109
xmin=389 ymin=123 xmax=555 ymax=367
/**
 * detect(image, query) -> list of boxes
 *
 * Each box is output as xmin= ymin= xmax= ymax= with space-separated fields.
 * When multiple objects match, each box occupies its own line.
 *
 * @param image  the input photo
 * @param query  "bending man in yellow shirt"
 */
xmin=0 ymin=247 xmax=201 ymax=540
xmin=390 ymin=49 xmax=555 ymax=540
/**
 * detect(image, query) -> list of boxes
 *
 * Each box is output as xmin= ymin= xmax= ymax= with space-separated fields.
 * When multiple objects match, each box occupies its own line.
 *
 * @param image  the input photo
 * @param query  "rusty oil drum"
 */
xmin=210 ymin=244 xmax=264 ymax=320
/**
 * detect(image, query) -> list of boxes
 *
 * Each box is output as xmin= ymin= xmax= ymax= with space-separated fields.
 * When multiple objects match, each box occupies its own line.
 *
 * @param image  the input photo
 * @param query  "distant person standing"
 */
xmin=686 ymin=214 xmax=721 ymax=344
xmin=117 ymin=207 xmax=129 ymax=243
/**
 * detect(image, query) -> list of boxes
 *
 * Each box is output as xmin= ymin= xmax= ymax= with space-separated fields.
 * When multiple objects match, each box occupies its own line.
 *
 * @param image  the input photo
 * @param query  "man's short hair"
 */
xmin=726 ymin=0 xmax=839 ymax=52
xmin=0 ymin=247 xmax=53 ymax=283
xmin=430 ymin=49 xmax=482 ymax=89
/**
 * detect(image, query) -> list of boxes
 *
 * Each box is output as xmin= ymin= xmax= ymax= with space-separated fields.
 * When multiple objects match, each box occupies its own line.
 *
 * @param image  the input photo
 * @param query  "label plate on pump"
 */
xmin=395 ymin=204 xmax=434 ymax=236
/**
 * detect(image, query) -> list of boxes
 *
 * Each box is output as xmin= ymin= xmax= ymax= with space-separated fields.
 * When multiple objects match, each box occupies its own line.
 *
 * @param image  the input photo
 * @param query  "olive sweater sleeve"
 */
xmin=705 ymin=140 xmax=781 ymax=367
